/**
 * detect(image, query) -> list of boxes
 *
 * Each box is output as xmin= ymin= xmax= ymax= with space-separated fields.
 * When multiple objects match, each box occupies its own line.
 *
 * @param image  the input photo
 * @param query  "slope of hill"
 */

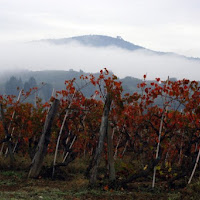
xmin=39 ymin=35 xmax=200 ymax=61
xmin=0 ymin=69 xmax=144 ymax=98
xmin=41 ymin=35 xmax=145 ymax=51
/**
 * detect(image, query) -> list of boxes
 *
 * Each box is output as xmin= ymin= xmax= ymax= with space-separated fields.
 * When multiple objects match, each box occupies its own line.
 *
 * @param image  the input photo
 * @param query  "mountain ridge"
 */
xmin=38 ymin=35 xmax=200 ymax=61
xmin=40 ymin=35 xmax=144 ymax=51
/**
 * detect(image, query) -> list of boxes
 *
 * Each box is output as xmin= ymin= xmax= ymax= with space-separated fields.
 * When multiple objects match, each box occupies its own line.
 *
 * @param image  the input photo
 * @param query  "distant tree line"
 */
xmin=4 ymin=76 xmax=53 ymax=102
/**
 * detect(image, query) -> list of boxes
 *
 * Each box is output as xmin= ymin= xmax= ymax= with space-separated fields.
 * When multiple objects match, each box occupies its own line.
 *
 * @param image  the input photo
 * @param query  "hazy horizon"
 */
xmin=1 ymin=41 xmax=200 ymax=81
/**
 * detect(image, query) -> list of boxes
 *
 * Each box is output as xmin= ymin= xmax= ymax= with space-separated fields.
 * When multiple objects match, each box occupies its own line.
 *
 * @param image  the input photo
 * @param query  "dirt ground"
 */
xmin=0 ymin=157 xmax=200 ymax=200
xmin=0 ymin=169 xmax=166 ymax=200
xmin=1 ymin=169 xmax=198 ymax=200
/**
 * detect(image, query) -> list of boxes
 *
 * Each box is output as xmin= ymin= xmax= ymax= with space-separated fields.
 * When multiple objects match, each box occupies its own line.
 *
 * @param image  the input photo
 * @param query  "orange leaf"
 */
xmin=104 ymin=185 xmax=109 ymax=191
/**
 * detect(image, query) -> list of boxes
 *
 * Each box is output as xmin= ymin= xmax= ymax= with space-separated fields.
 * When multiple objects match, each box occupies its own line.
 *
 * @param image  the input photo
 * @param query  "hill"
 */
xmin=40 ymin=35 xmax=144 ymax=51
xmin=39 ymin=35 xmax=200 ymax=61
xmin=0 ymin=69 xmax=144 ymax=98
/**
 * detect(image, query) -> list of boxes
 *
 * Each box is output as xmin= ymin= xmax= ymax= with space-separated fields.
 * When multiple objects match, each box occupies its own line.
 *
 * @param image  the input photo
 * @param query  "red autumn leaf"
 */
xmin=24 ymin=137 xmax=29 ymax=143
xmin=104 ymin=185 xmax=109 ymax=191
xmin=156 ymin=78 xmax=160 ymax=82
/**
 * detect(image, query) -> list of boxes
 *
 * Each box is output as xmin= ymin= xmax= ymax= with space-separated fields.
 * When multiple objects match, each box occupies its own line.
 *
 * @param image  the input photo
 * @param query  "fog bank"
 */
xmin=1 ymin=41 xmax=200 ymax=81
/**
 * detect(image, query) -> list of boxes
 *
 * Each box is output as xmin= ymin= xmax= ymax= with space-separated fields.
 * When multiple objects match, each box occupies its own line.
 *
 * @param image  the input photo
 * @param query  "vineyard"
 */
xmin=1 ymin=69 xmax=200 ymax=199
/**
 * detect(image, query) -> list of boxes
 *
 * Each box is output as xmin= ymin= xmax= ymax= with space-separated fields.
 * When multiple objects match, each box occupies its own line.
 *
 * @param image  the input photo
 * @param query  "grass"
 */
xmin=1 ymin=156 xmax=200 ymax=199
xmin=0 ymin=188 xmax=134 ymax=200
xmin=1 ymin=170 xmax=24 ymax=178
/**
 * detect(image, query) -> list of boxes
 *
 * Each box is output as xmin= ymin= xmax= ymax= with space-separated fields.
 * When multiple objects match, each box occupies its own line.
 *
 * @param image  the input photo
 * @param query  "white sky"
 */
xmin=1 ymin=0 xmax=200 ymax=57
xmin=1 ymin=0 xmax=200 ymax=81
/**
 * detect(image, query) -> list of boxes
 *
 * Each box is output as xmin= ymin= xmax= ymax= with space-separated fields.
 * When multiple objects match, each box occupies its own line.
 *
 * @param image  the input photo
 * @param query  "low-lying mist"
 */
xmin=1 ymin=41 xmax=200 ymax=81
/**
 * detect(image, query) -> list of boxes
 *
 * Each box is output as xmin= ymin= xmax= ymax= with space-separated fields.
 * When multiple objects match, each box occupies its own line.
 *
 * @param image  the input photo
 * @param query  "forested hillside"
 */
xmin=0 ymin=69 xmax=145 ymax=99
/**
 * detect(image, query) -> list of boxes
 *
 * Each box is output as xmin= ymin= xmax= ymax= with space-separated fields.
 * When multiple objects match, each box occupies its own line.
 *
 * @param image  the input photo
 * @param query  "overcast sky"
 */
xmin=1 ymin=0 xmax=200 ymax=57
xmin=1 ymin=0 xmax=200 ymax=81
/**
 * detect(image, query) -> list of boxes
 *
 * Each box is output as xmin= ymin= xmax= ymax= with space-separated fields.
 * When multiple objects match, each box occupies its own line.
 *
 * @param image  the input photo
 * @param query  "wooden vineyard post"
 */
xmin=107 ymin=122 xmax=116 ymax=181
xmin=152 ymin=76 xmax=169 ymax=188
xmin=0 ymin=90 xmax=22 ymax=156
xmin=188 ymin=147 xmax=200 ymax=184
xmin=89 ymin=93 xmax=112 ymax=185
xmin=0 ymin=104 xmax=15 ymax=166
xmin=52 ymin=89 xmax=76 ymax=179
xmin=28 ymin=99 xmax=59 ymax=178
